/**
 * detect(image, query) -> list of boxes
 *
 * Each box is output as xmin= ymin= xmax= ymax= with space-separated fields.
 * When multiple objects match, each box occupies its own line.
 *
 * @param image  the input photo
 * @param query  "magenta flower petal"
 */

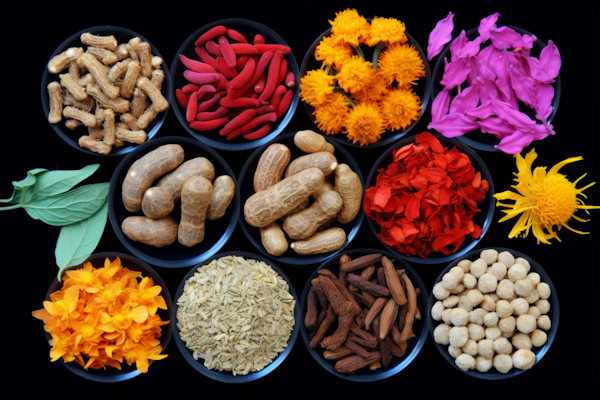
xmin=427 ymin=11 xmax=455 ymax=61
xmin=539 ymin=40 xmax=562 ymax=79
xmin=465 ymin=100 xmax=494 ymax=120
xmin=449 ymin=85 xmax=480 ymax=115
xmin=450 ymin=30 xmax=468 ymax=61
xmin=490 ymin=94 xmax=537 ymax=131
xmin=478 ymin=12 xmax=501 ymax=41
xmin=427 ymin=113 xmax=479 ymax=138
xmin=495 ymin=129 xmax=535 ymax=154
xmin=534 ymin=82 xmax=555 ymax=123
xmin=524 ymin=56 xmax=555 ymax=84
xmin=492 ymin=47 xmax=518 ymax=107
xmin=489 ymin=26 xmax=535 ymax=51
xmin=440 ymin=57 xmax=471 ymax=89
xmin=452 ymin=36 xmax=483 ymax=60
xmin=509 ymin=64 xmax=538 ymax=108
xmin=477 ymin=116 xmax=517 ymax=138
xmin=431 ymin=88 xmax=451 ymax=122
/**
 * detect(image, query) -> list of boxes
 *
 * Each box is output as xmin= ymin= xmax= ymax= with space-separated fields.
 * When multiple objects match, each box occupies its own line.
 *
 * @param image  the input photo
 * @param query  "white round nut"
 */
xmin=526 ymin=272 xmax=541 ymax=286
xmin=512 ymin=348 xmax=536 ymax=370
xmin=515 ymin=278 xmax=534 ymax=297
xmin=455 ymin=353 xmax=476 ymax=371
xmin=442 ymin=295 xmax=459 ymax=308
xmin=462 ymin=273 xmax=477 ymax=289
xmin=477 ymin=339 xmax=495 ymax=359
xmin=433 ymin=323 xmax=451 ymax=345
xmin=537 ymin=282 xmax=551 ymax=299
xmin=493 ymin=336 xmax=513 ymax=354
xmin=468 ymin=323 xmax=485 ymax=341
xmin=433 ymin=282 xmax=451 ymax=300
xmin=478 ymin=273 xmax=498 ymax=293
xmin=493 ymin=353 xmax=513 ymax=373
xmin=485 ymin=326 xmax=502 ymax=340
xmin=450 ymin=308 xmax=470 ymax=326
xmin=495 ymin=300 xmax=513 ymax=318
xmin=498 ymin=316 xmax=516 ymax=333
xmin=480 ymin=249 xmax=498 ymax=265
xmin=480 ymin=295 xmax=497 ymax=312
xmin=510 ymin=298 xmax=530 ymax=316
xmin=527 ymin=306 xmax=541 ymax=319
xmin=449 ymin=266 xmax=465 ymax=281
xmin=496 ymin=279 xmax=515 ymax=300
xmin=450 ymin=282 xmax=466 ymax=294
xmin=457 ymin=259 xmax=472 ymax=273
xmin=488 ymin=262 xmax=507 ymax=281
xmin=537 ymin=315 xmax=551 ymax=331
xmin=514 ymin=257 xmax=531 ymax=273
xmin=516 ymin=314 xmax=537 ymax=334
xmin=467 ymin=288 xmax=484 ymax=307
xmin=457 ymin=295 xmax=474 ymax=312
xmin=448 ymin=345 xmax=462 ymax=359
xmin=523 ymin=288 xmax=540 ymax=304
xmin=441 ymin=308 xmax=453 ymax=324
xmin=441 ymin=272 xmax=460 ymax=290
xmin=469 ymin=308 xmax=487 ymax=325
xmin=431 ymin=301 xmax=445 ymax=321
xmin=449 ymin=326 xmax=469 ymax=348
xmin=498 ymin=251 xmax=515 ymax=267
xmin=462 ymin=339 xmax=479 ymax=356
xmin=531 ymin=329 xmax=548 ymax=347
xmin=475 ymin=355 xmax=493 ymax=372
xmin=470 ymin=258 xmax=488 ymax=278
xmin=507 ymin=263 xmax=528 ymax=282
xmin=511 ymin=332 xmax=533 ymax=350
xmin=483 ymin=311 xmax=499 ymax=327
xmin=535 ymin=299 xmax=551 ymax=314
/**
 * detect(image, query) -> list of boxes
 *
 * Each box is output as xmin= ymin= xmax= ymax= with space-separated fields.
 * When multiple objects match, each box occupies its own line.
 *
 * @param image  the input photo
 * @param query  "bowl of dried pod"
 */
xmin=299 ymin=247 xmax=429 ymax=381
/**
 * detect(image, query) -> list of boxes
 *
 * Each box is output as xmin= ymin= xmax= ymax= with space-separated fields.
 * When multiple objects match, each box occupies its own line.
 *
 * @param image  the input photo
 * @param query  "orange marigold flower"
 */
xmin=377 ymin=42 xmax=426 ymax=88
xmin=315 ymin=35 xmax=354 ymax=70
xmin=335 ymin=55 xmax=376 ymax=94
xmin=351 ymin=71 xmax=390 ymax=103
xmin=365 ymin=16 xmax=408 ymax=46
xmin=329 ymin=8 xmax=371 ymax=47
xmin=343 ymin=102 xmax=386 ymax=146
xmin=380 ymin=87 xmax=423 ymax=131
xmin=300 ymin=69 xmax=335 ymax=107
xmin=312 ymin=92 xmax=350 ymax=135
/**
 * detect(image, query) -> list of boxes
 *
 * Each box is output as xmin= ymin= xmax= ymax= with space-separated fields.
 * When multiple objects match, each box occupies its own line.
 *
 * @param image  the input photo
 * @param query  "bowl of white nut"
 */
xmin=426 ymin=247 xmax=558 ymax=379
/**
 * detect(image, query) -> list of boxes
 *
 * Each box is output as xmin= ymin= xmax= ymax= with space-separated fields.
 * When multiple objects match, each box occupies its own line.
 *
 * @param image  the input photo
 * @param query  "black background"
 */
xmin=3 ymin=1 xmax=597 ymax=396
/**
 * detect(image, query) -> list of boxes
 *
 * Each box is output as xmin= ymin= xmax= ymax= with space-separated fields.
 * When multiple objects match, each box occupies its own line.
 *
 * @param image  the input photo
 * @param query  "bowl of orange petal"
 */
xmin=299 ymin=10 xmax=431 ymax=148
xmin=364 ymin=131 xmax=495 ymax=264
xmin=32 ymin=252 xmax=173 ymax=382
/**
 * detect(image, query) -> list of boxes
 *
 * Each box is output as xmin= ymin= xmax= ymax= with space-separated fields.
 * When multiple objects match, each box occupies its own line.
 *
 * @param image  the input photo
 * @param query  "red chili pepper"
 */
xmin=197 ymin=93 xmax=221 ymax=112
xmin=175 ymin=89 xmax=188 ymax=108
xmin=218 ymin=35 xmax=237 ymax=69
xmin=179 ymin=54 xmax=216 ymax=73
xmin=254 ymin=72 xmax=267 ymax=94
xmin=189 ymin=113 xmax=231 ymax=131
xmin=235 ymin=55 xmax=250 ymax=71
xmin=255 ymin=104 xmax=275 ymax=114
xmin=241 ymin=122 xmax=272 ymax=140
xmin=276 ymin=89 xmax=293 ymax=117
xmin=196 ymin=84 xmax=217 ymax=100
xmin=181 ymin=83 xmax=201 ymax=93
xmin=284 ymin=70 xmax=295 ymax=88
xmin=194 ymin=46 xmax=218 ymax=70
xmin=254 ymin=44 xmax=291 ymax=54
xmin=194 ymin=25 xmax=227 ymax=46
xmin=230 ymin=43 xmax=259 ymax=55
xmin=225 ymin=112 xmax=277 ymax=140
xmin=186 ymin=91 xmax=198 ymax=123
xmin=213 ymin=72 xmax=229 ymax=89
xmin=219 ymin=95 xmax=261 ymax=109
xmin=227 ymin=56 xmax=256 ymax=90
xmin=277 ymin=59 xmax=288 ymax=85
xmin=219 ymin=108 xmax=258 ymax=136
xmin=196 ymin=105 xmax=229 ymax=121
xmin=183 ymin=70 xmax=220 ymax=85
xmin=205 ymin=40 xmax=222 ymax=56
xmin=216 ymin=56 xmax=238 ymax=80
xmin=253 ymin=34 xmax=265 ymax=45
xmin=227 ymin=51 xmax=273 ymax=98
xmin=258 ymin=49 xmax=284 ymax=101
xmin=226 ymin=28 xmax=247 ymax=43
xmin=268 ymin=85 xmax=287 ymax=110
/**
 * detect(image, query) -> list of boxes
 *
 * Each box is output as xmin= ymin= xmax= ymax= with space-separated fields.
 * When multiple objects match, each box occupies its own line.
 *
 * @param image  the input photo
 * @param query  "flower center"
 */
xmin=533 ymin=174 xmax=578 ymax=226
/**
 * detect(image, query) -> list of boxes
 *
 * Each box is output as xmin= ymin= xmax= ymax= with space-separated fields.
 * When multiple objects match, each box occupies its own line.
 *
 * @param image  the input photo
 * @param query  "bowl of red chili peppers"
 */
xmin=363 ymin=131 xmax=495 ymax=264
xmin=170 ymin=18 xmax=300 ymax=151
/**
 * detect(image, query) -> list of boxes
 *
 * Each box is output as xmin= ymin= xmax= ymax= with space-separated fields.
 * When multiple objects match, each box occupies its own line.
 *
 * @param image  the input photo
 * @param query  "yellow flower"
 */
xmin=315 ymin=35 xmax=354 ymax=70
xmin=365 ymin=16 xmax=407 ymax=46
xmin=379 ymin=87 xmax=422 ymax=131
xmin=494 ymin=149 xmax=599 ymax=244
xmin=351 ymin=71 xmax=390 ymax=103
xmin=343 ymin=102 xmax=386 ymax=146
xmin=300 ymin=69 xmax=335 ymax=107
xmin=312 ymin=92 xmax=350 ymax=135
xmin=335 ymin=55 xmax=376 ymax=95
xmin=329 ymin=8 xmax=371 ymax=47
xmin=377 ymin=42 xmax=425 ymax=88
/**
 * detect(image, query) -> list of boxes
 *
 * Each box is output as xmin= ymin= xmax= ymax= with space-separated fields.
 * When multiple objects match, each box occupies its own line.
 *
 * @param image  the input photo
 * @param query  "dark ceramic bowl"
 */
xmin=364 ymin=132 xmax=495 ymax=264
xmin=299 ymin=248 xmax=429 ymax=381
xmin=300 ymin=23 xmax=431 ymax=149
xmin=170 ymin=18 xmax=300 ymax=151
xmin=430 ymin=25 xmax=561 ymax=152
xmin=427 ymin=247 xmax=559 ymax=379
xmin=172 ymin=251 xmax=300 ymax=383
xmin=238 ymin=131 xmax=365 ymax=265
xmin=108 ymin=136 xmax=240 ymax=268
xmin=36 ymin=252 xmax=173 ymax=382
xmin=41 ymin=25 xmax=171 ymax=156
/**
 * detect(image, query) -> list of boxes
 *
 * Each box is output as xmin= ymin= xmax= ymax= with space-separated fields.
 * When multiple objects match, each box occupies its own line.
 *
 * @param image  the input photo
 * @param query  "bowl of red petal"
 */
xmin=299 ymin=11 xmax=431 ymax=148
xmin=364 ymin=131 xmax=495 ymax=265
xmin=429 ymin=17 xmax=561 ymax=154
xmin=170 ymin=18 xmax=300 ymax=151
xmin=31 ymin=252 xmax=173 ymax=382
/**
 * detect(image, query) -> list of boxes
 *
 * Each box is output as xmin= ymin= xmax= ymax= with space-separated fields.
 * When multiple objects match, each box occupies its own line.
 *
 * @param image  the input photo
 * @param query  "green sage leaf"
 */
xmin=24 ymin=182 xmax=109 ymax=226
xmin=56 ymin=200 xmax=108 ymax=280
xmin=24 ymin=164 xmax=100 ymax=203
xmin=1 ymin=168 xmax=48 ymax=205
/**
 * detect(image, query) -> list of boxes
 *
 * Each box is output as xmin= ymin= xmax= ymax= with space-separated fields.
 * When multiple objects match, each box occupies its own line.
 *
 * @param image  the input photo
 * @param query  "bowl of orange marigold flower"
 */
xmin=32 ymin=252 xmax=173 ymax=382
xmin=299 ymin=8 xmax=431 ymax=148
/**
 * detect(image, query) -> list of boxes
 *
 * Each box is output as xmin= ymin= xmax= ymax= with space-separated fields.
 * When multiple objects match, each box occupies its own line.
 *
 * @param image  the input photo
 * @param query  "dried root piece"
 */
xmin=47 ymin=82 xmax=63 ymax=124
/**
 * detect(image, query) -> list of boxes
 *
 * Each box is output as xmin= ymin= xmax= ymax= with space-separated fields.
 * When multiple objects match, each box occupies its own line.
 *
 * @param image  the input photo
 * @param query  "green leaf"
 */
xmin=24 ymin=164 xmax=100 ymax=203
xmin=23 ymin=182 xmax=109 ymax=226
xmin=55 ymin=200 xmax=108 ymax=280
xmin=1 ymin=168 xmax=48 ymax=205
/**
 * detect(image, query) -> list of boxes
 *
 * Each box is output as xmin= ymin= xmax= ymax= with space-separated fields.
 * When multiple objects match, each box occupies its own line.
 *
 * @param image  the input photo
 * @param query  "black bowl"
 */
xmin=299 ymin=248 xmax=429 ymax=381
xmin=427 ymin=247 xmax=559 ymax=379
xmin=364 ymin=132 xmax=495 ymax=264
xmin=430 ymin=25 xmax=561 ymax=152
xmin=41 ymin=25 xmax=171 ymax=156
xmin=37 ymin=252 xmax=173 ymax=382
xmin=238 ymin=131 xmax=365 ymax=265
xmin=172 ymin=251 xmax=300 ymax=383
xmin=300 ymin=24 xmax=431 ymax=149
xmin=108 ymin=136 xmax=240 ymax=268
xmin=170 ymin=18 xmax=300 ymax=151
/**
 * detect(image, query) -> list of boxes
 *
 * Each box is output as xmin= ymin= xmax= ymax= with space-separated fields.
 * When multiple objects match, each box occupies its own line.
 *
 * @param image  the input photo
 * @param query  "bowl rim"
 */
xmin=237 ymin=130 xmax=365 ymax=265
xmin=298 ymin=247 xmax=429 ymax=381
xmin=299 ymin=22 xmax=432 ymax=149
xmin=171 ymin=250 xmax=300 ymax=383
xmin=364 ymin=132 xmax=495 ymax=264
xmin=39 ymin=251 xmax=173 ymax=382
xmin=107 ymin=135 xmax=241 ymax=268
xmin=426 ymin=246 xmax=560 ymax=380
xmin=40 ymin=25 xmax=172 ymax=157
xmin=169 ymin=18 xmax=300 ymax=151
xmin=430 ymin=24 xmax=562 ymax=153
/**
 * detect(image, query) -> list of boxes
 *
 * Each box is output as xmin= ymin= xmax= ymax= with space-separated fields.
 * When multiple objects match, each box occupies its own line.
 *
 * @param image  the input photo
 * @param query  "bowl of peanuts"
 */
xmin=299 ymin=248 xmax=429 ymax=382
xmin=41 ymin=25 xmax=172 ymax=156
xmin=107 ymin=136 xmax=240 ymax=268
xmin=170 ymin=18 xmax=300 ymax=151
xmin=237 ymin=130 xmax=365 ymax=265
xmin=427 ymin=247 xmax=559 ymax=379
